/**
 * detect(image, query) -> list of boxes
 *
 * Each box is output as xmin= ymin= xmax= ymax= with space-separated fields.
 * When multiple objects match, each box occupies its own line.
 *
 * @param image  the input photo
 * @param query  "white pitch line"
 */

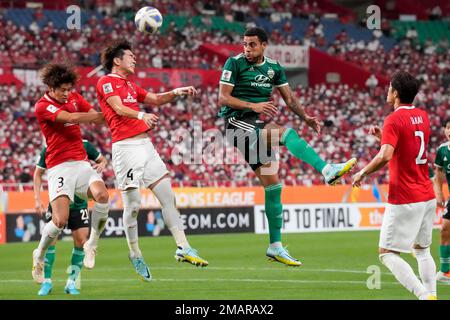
xmin=0 ymin=266 xmax=392 ymax=275
xmin=0 ymin=278 xmax=400 ymax=285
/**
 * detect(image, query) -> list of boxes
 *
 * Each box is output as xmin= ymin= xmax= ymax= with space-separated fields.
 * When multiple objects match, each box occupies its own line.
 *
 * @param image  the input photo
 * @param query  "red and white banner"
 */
xmin=265 ymin=45 xmax=309 ymax=69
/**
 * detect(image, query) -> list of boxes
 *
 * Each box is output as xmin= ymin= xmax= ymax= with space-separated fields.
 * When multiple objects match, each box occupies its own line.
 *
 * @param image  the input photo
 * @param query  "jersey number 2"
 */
xmin=415 ymin=131 xmax=427 ymax=165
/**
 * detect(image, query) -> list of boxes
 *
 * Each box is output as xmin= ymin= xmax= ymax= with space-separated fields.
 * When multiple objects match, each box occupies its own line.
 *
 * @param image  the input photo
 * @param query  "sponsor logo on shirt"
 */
xmin=251 ymin=75 xmax=271 ymax=87
xmin=46 ymin=105 xmax=59 ymax=113
xmin=123 ymin=92 xmax=137 ymax=103
xmin=221 ymin=70 xmax=232 ymax=82
xmin=103 ymin=83 xmax=113 ymax=94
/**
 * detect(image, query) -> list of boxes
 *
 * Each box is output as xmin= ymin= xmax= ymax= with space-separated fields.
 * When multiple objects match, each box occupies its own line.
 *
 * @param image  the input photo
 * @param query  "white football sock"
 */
xmin=414 ymin=247 xmax=437 ymax=296
xmin=270 ymin=242 xmax=282 ymax=248
xmin=122 ymin=189 xmax=142 ymax=258
xmin=151 ymin=178 xmax=189 ymax=249
xmin=321 ymin=164 xmax=330 ymax=176
xmin=87 ymin=202 xmax=109 ymax=248
xmin=380 ymin=253 xmax=428 ymax=299
xmin=36 ymin=221 xmax=62 ymax=259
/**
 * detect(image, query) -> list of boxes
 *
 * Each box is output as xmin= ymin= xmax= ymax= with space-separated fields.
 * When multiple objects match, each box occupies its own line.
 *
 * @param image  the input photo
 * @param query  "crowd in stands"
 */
xmin=1 ymin=80 xmax=447 ymax=190
xmin=0 ymin=1 xmax=449 ymax=189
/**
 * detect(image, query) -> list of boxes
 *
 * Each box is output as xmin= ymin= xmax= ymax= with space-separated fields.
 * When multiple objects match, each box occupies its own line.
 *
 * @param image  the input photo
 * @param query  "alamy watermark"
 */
xmin=66 ymin=5 xmax=81 ymax=30
xmin=366 ymin=5 xmax=381 ymax=30
xmin=366 ymin=265 xmax=381 ymax=289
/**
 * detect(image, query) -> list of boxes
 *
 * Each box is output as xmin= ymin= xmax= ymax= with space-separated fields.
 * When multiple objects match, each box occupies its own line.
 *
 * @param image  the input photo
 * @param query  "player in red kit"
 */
xmin=32 ymin=64 xmax=110 ymax=293
xmin=93 ymin=40 xmax=208 ymax=282
xmin=353 ymin=71 xmax=437 ymax=300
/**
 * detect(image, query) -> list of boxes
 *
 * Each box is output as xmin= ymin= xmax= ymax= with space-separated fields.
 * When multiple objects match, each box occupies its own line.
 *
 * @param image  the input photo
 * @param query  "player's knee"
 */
xmin=94 ymin=190 xmax=109 ymax=203
xmin=74 ymin=237 xmax=86 ymax=248
xmin=52 ymin=217 xmax=67 ymax=229
xmin=441 ymin=222 xmax=450 ymax=234
xmin=123 ymin=189 xmax=141 ymax=215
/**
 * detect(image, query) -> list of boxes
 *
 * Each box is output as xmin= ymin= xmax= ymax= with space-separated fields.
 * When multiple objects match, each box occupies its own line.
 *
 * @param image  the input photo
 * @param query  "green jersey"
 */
xmin=37 ymin=140 xmax=102 ymax=210
xmin=218 ymin=53 xmax=288 ymax=119
xmin=435 ymin=141 xmax=450 ymax=192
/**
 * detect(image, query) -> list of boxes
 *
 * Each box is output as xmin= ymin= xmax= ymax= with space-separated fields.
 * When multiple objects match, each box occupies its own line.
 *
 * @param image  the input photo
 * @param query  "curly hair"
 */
xmin=101 ymin=39 xmax=133 ymax=72
xmin=40 ymin=63 xmax=79 ymax=88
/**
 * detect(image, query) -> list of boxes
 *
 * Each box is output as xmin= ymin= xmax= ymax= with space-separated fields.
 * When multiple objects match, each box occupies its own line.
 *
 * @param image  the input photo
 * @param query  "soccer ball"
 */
xmin=134 ymin=6 xmax=163 ymax=34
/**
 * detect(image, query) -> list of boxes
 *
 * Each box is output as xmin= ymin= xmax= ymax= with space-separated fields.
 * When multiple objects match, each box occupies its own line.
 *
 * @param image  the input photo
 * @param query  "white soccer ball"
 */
xmin=134 ymin=6 xmax=163 ymax=34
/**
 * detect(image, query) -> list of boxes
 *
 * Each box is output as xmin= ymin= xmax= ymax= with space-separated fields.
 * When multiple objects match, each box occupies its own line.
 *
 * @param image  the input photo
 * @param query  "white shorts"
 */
xmin=47 ymin=161 xmax=103 ymax=203
xmin=112 ymin=137 xmax=169 ymax=190
xmin=379 ymin=199 xmax=437 ymax=253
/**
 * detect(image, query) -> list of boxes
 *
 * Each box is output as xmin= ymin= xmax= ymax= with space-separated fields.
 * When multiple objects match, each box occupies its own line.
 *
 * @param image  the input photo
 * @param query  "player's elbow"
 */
xmin=380 ymin=152 xmax=393 ymax=162
xmin=65 ymin=113 xmax=78 ymax=123
xmin=218 ymin=94 xmax=229 ymax=107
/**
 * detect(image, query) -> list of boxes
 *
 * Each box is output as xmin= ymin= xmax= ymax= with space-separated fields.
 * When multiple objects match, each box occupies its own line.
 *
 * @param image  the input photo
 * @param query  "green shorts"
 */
xmin=224 ymin=114 xmax=276 ymax=171
xmin=44 ymin=206 xmax=90 ymax=231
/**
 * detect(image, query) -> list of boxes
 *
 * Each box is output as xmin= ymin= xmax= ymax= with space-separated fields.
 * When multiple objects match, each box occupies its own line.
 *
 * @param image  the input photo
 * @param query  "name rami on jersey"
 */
xmin=410 ymin=116 xmax=423 ymax=125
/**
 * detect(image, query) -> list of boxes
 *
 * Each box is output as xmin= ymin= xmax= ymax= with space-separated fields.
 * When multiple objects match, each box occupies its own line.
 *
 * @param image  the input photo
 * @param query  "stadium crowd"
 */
xmin=1 ymin=79 xmax=448 ymax=190
xmin=0 ymin=1 xmax=448 ymax=190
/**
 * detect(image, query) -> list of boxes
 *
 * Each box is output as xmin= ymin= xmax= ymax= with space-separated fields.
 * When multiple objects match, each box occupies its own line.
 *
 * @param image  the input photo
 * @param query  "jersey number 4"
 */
xmin=415 ymin=131 xmax=427 ymax=165
xmin=127 ymin=169 xmax=134 ymax=181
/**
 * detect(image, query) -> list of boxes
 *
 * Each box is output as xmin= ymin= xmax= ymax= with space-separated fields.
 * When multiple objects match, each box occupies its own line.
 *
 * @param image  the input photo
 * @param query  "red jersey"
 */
xmin=35 ymin=92 xmax=92 ymax=169
xmin=96 ymin=73 xmax=149 ymax=142
xmin=381 ymin=105 xmax=435 ymax=204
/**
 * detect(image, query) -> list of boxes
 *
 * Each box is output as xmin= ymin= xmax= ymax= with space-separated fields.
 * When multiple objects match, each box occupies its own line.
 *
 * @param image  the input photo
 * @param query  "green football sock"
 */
xmin=265 ymin=184 xmax=283 ymax=244
xmin=44 ymin=245 xmax=56 ymax=279
xmin=68 ymin=247 xmax=85 ymax=281
xmin=440 ymin=245 xmax=450 ymax=273
xmin=281 ymin=128 xmax=327 ymax=173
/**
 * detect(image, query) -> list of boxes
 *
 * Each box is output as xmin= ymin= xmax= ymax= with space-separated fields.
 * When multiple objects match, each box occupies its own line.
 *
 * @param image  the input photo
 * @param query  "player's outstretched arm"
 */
xmin=352 ymin=144 xmax=394 ymax=187
xmin=55 ymin=110 xmax=103 ymax=124
xmin=106 ymin=96 xmax=158 ymax=128
xmin=278 ymin=85 xmax=321 ymax=134
xmin=143 ymin=86 xmax=197 ymax=106
xmin=434 ymin=166 xmax=446 ymax=207
xmin=218 ymin=83 xmax=278 ymax=118
xmin=33 ymin=167 xmax=46 ymax=216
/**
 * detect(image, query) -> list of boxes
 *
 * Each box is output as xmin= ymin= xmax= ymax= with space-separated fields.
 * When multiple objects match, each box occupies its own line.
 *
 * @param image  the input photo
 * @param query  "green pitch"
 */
xmin=0 ymin=230 xmax=449 ymax=300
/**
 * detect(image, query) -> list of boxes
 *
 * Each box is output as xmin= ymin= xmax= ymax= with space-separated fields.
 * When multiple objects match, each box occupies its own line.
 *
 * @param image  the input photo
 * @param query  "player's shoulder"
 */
xmin=437 ymin=141 xmax=450 ymax=151
xmin=264 ymin=56 xmax=281 ymax=66
xmin=97 ymin=73 xmax=123 ymax=85
xmin=34 ymin=94 xmax=53 ymax=111
xmin=230 ymin=52 xmax=245 ymax=61
xmin=69 ymin=91 xmax=82 ymax=100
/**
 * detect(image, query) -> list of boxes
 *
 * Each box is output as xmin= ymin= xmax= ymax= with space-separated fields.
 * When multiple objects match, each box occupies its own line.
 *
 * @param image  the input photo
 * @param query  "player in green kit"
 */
xmin=218 ymin=27 xmax=356 ymax=266
xmin=33 ymin=140 xmax=107 ymax=295
xmin=434 ymin=118 xmax=450 ymax=283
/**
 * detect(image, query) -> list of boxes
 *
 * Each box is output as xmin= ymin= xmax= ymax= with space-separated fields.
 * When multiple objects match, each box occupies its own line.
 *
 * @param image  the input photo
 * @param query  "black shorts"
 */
xmin=44 ymin=207 xmax=90 ymax=231
xmin=225 ymin=114 xmax=276 ymax=171
xmin=444 ymin=199 xmax=450 ymax=221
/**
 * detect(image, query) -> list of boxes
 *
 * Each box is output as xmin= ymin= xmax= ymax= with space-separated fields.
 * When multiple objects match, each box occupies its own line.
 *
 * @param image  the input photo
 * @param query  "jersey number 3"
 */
xmin=415 ymin=131 xmax=427 ymax=165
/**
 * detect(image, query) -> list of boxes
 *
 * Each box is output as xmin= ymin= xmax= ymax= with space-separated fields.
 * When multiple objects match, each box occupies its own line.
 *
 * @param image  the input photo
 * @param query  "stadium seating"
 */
xmin=0 ymin=1 xmax=448 ymax=190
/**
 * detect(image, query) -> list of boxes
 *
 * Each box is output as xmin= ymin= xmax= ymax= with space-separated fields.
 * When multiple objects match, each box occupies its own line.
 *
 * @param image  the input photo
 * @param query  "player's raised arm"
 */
xmin=277 ymin=85 xmax=321 ymax=134
xmin=352 ymin=143 xmax=394 ymax=187
xmin=55 ymin=110 xmax=103 ymax=124
xmin=106 ymin=95 xmax=158 ymax=128
xmin=143 ymin=86 xmax=197 ymax=106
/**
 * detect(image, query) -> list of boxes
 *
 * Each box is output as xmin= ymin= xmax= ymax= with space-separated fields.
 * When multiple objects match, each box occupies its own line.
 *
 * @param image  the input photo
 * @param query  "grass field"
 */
xmin=0 ymin=230 xmax=449 ymax=300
